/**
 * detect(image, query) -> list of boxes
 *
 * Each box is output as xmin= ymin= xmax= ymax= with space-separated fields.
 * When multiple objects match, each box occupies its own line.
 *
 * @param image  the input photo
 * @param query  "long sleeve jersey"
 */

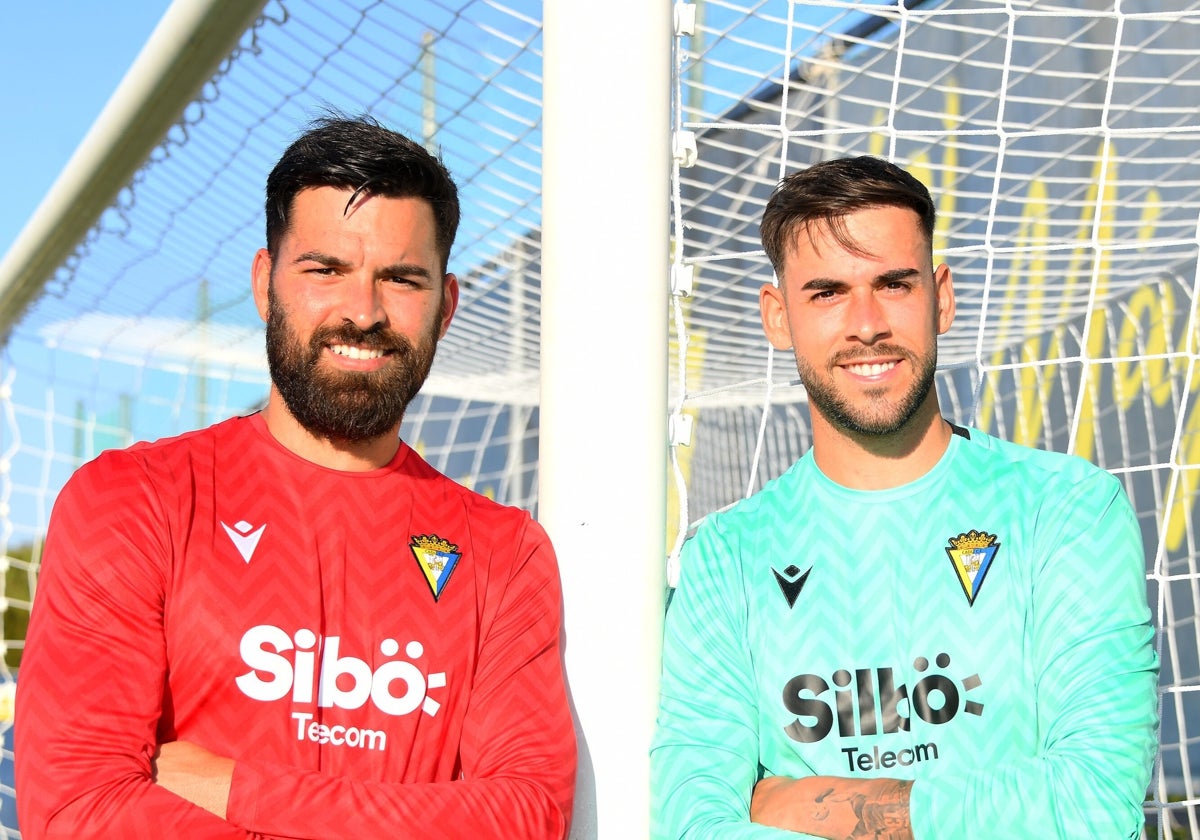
xmin=16 ymin=412 xmax=576 ymax=839
xmin=651 ymin=426 xmax=1158 ymax=839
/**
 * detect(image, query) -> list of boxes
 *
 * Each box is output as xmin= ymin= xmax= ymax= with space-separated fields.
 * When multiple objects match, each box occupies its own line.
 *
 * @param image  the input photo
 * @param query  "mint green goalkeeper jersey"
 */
xmin=651 ymin=426 xmax=1158 ymax=840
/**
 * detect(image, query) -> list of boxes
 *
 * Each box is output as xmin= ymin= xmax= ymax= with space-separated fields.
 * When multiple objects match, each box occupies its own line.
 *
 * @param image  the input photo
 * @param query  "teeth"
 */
xmin=331 ymin=344 xmax=385 ymax=360
xmin=846 ymin=361 xmax=896 ymax=376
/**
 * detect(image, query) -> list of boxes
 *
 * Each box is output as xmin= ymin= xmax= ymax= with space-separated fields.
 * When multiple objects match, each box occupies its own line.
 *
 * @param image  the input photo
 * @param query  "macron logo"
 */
xmin=221 ymin=520 xmax=266 ymax=563
xmin=773 ymin=564 xmax=811 ymax=609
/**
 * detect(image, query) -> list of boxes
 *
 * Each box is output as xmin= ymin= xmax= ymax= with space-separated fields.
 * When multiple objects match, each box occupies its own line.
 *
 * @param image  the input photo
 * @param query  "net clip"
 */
xmin=674 ymin=3 xmax=697 ymax=37
xmin=671 ymin=263 xmax=694 ymax=297
xmin=669 ymin=413 xmax=694 ymax=447
xmin=673 ymin=130 xmax=698 ymax=167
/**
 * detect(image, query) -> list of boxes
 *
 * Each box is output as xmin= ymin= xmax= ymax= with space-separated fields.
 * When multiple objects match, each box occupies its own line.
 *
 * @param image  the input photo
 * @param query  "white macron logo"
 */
xmin=221 ymin=520 xmax=266 ymax=563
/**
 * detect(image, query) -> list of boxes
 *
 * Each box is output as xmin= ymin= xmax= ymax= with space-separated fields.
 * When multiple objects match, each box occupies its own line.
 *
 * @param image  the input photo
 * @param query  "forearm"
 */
xmin=152 ymin=738 xmax=569 ymax=840
xmin=228 ymin=758 xmax=569 ymax=840
xmin=17 ymin=733 xmax=248 ymax=840
xmin=906 ymin=745 xmax=1155 ymax=840
xmin=16 ymin=626 xmax=252 ymax=839
xmin=752 ymin=776 xmax=913 ymax=840
xmin=153 ymin=741 xmax=235 ymax=820
xmin=15 ymin=469 xmax=251 ymax=840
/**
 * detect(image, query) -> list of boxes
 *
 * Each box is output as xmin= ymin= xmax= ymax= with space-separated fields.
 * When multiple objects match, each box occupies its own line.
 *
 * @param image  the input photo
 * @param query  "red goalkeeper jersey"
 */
xmin=16 ymin=413 xmax=576 ymax=839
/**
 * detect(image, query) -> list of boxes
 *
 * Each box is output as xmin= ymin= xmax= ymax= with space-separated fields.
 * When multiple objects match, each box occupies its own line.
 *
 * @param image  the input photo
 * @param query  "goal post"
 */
xmin=0 ymin=0 xmax=268 ymax=341
xmin=542 ymin=4 xmax=671 ymax=838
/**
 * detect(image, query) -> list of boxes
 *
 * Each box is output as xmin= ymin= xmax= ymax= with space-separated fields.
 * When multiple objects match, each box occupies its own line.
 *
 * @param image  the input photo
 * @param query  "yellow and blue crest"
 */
xmin=410 ymin=534 xmax=462 ymax=601
xmin=945 ymin=529 xmax=1000 ymax=606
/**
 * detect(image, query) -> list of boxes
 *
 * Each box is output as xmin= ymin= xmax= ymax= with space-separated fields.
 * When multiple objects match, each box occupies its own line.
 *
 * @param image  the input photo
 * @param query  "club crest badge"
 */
xmin=945 ymin=530 xmax=1000 ymax=606
xmin=410 ymin=534 xmax=462 ymax=601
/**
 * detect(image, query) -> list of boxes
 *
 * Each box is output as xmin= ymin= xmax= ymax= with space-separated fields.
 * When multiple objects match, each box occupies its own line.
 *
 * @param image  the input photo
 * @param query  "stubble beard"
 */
xmin=265 ymin=284 xmax=441 ymax=443
xmin=797 ymin=344 xmax=938 ymax=438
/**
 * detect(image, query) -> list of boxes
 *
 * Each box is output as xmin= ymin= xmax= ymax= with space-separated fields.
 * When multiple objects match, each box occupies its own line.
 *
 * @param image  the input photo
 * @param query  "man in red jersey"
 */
xmin=15 ymin=116 xmax=577 ymax=839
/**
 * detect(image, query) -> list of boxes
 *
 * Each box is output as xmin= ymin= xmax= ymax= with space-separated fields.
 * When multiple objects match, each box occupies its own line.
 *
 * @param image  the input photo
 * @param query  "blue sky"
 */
xmin=0 ymin=1 xmax=172 ymax=260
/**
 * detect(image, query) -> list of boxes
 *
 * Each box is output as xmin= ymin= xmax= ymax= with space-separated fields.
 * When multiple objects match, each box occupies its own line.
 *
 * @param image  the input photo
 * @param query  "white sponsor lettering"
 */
xmin=292 ymin=712 xmax=387 ymax=751
xmin=236 ymin=625 xmax=444 ymax=718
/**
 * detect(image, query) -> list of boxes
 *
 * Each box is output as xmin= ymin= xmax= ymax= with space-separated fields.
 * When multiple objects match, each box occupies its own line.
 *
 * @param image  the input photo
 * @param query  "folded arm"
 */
xmin=750 ymin=474 xmax=1157 ymax=840
xmin=162 ymin=522 xmax=576 ymax=840
xmin=651 ymin=473 xmax=1156 ymax=840
xmin=752 ymin=776 xmax=912 ymax=840
xmin=15 ymin=458 xmax=256 ymax=839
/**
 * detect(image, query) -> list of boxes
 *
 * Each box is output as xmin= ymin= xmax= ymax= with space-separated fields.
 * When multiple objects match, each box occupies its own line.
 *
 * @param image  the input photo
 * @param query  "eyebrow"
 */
xmin=377 ymin=263 xmax=434 ymax=282
xmin=799 ymin=267 xmax=920 ymax=291
xmin=292 ymin=251 xmax=434 ymax=281
xmin=293 ymin=250 xmax=351 ymax=269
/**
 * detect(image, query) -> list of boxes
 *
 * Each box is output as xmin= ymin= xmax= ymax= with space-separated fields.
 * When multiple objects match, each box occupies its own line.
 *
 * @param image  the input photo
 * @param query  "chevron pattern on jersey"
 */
xmin=16 ymin=414 xmax=576 ymax=838
xmin=652 ymin=428 xmax=1158 ymax=840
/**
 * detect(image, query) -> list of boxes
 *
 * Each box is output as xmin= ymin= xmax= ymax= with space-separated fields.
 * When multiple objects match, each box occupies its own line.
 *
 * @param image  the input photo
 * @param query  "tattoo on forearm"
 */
xmin=812 ymin=781 xmax=913 ymax=840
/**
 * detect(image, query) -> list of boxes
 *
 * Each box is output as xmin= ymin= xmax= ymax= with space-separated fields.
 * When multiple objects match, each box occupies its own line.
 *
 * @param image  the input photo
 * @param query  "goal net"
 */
xmin=668 ymin=1 xmax=1200 ymax=836
xmin=0 ymin=1 xmax=546 ymax=834
xmin=0 ymin=0 xmax=1195 ymax=837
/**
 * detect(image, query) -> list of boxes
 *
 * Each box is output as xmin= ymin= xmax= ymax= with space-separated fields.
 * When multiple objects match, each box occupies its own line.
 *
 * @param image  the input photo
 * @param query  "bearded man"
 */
xmin=16 ymin=116 xmax=577 ymax=840
xmin=651 ymin=156 xmax=1157 ymax=840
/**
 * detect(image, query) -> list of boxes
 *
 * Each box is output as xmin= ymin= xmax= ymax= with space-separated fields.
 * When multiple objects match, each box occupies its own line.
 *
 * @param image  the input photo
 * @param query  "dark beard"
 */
xmin=798 ymin=344 xmax=937 ymax=437
xmin=265 ymin=286 xmax=440 ymax=443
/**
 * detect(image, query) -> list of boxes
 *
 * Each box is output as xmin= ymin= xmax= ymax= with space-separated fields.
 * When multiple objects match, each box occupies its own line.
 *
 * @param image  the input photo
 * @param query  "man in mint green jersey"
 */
xmin=650 ymin=156 xmax=1158 ymax=839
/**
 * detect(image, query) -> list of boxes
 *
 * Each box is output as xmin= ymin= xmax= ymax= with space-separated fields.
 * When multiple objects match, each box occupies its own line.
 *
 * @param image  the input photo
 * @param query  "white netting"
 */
xmin=0 ymin=0 xmax=1196 ymax=836
xmin=667 ymin=1 xmax=1200 ymax=836
xmin=0 ymin=1 xmax=546 ymax=833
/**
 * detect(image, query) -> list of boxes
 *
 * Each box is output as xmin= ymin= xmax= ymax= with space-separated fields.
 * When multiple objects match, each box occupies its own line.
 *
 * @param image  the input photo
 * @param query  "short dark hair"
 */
xmin=265 ymin=115 xmax=460 ymax=271
xmin=759 ymin=156 xmax=936 ymax=277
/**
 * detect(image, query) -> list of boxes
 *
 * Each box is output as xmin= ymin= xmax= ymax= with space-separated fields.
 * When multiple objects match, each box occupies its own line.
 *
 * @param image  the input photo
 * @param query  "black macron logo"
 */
xmin=773 ymin=564 xmax=810 ymax=609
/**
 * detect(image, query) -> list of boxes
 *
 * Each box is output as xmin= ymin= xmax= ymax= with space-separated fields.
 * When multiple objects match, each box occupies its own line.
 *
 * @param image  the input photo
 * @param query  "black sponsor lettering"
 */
xmin=783 ymin=674 xmax=833 ymax=743
xmin=834 ymin=669 xmax=856 ymax=738
xmin=841 ymin=742 xmax=940 ymax=773
xmin=782 ymin=654 xmax=981 ymax=745
xmin=877 ymin=667 xmax=909 ymax=733
xmin=855 ymin=668 xmax=877 ymax=736
xmin=912 ymin=673 xmax=959 ymax=725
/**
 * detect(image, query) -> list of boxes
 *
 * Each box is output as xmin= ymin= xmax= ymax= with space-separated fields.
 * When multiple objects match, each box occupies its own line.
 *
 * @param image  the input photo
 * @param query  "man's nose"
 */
xmin=847 ymin=289 xmax=890 ymax=344
xmin=342 ymin=276 xmax=386 ymax=331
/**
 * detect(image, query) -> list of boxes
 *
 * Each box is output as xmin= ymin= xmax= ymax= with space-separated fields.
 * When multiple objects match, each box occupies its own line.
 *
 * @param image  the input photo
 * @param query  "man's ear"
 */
xmin=934 ymin=262 xmax=955 ymax=336
xmin=760 ymin=281 xmax=794 ymax=351
xmin=438 ymin=273 xmax=460 ymax=339
xmin=251 ymin=248 xmax=273 ymax=323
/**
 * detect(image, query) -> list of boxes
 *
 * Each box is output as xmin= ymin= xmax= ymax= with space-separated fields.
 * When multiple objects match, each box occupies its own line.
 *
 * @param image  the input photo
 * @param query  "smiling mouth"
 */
xmin=844 ymin=361 xmax=897 ymax=376
xmin=329 ymin=344 xmax=389 ymax=361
